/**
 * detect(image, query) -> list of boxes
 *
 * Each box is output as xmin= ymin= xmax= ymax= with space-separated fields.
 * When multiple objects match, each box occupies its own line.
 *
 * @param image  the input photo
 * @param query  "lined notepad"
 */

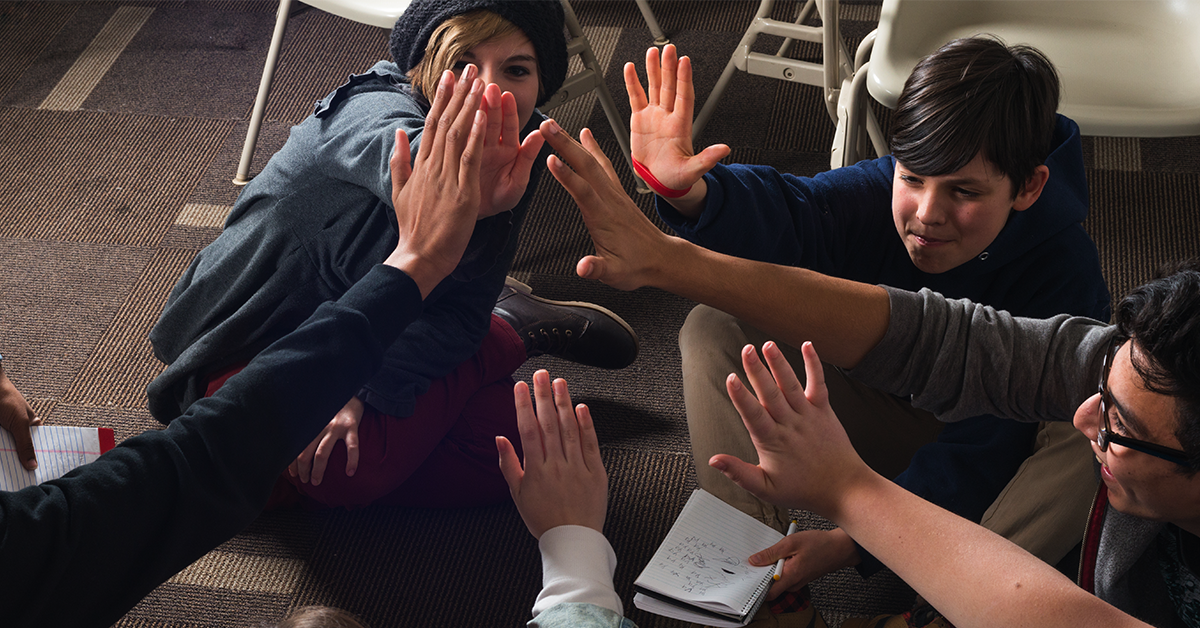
xmin=633 ymin=489 xmax=784 ymax=627
xmin=0 ymin=425 xmax=115 ymax=491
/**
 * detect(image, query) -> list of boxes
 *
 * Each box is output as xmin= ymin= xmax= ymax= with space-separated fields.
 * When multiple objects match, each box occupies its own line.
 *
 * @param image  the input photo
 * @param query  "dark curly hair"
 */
xmin=890 ymin=36 xmax=1060 ymax=199
xmin=1113 ymin=258 xmax=1200 ymax=473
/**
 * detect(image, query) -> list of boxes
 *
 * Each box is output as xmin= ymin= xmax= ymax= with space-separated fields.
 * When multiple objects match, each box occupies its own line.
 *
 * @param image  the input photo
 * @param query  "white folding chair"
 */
xmin=234 ymin=0 xmax=639 ymax=186
xmin=692 ymin=0 xmax=858 ymax=139
xmin=835 ymin=0 xmax=1200 ymax=165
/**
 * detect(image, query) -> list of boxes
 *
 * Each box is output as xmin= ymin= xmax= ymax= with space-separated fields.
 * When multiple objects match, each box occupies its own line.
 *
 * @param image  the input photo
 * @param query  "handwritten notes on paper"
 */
xmin=635 ymin=489 xmax=784 ymax=610
xmin=0 ymin=425 xmax=112 ymax=491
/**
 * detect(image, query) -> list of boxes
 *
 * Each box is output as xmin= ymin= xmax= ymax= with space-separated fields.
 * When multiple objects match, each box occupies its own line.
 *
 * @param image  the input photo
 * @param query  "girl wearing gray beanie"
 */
xmin=149 ymin=0 xmax=636 ymax=512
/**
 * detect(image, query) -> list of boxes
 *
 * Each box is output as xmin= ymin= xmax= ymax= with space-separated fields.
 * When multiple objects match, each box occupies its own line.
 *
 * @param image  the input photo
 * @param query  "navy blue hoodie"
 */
xmin=659 ymin=115 xmax=1109 ymax=574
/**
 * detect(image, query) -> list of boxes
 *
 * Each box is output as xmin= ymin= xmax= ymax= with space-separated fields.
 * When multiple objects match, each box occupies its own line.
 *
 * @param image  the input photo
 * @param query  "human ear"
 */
xmin=1011 ymin=164 xmax=1050 ymax=212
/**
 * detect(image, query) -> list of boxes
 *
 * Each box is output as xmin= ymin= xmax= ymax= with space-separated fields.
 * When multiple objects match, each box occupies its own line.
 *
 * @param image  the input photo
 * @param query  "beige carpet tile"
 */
xmin=0 ymin=2 xmax=79 ymax=103
xmin=0 ymin=109 xmax=232 ymax=245
xmin=39 ymin=5 xmax=155 ymax=111
xmin=63 ymin=247 xmax=195 ymax=408
xmin=175 ymin=203 xmax=233 ymax=228
xmin=0 ymin=238 xmax=156 ymax=399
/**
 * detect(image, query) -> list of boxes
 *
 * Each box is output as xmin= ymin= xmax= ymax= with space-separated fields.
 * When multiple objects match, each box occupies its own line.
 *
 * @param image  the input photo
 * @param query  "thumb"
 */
xmin=496 ymin=436 xmax=523 ymax=493
xmin=709 ymin=453 xmax=768 ymax=497
xmin=389 ymin=128 xmax=412 ymax=192
xmin=576 ymin=255 xmax=606 ymax=281
xmin=749 ymin=535 xmax=796 ymax=566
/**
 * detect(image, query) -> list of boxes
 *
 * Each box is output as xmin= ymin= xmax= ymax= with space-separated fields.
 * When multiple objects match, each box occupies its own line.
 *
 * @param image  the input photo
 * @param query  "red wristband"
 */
xmin=632 ymin=157 xmax=693 ymax=198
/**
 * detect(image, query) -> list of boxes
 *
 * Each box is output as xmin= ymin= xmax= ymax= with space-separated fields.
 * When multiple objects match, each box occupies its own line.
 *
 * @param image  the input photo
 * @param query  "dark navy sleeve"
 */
xmin=0 ymin=265 xmax=422 ymax=628
xmin=656 ymin=158 xmax=898 ymax=272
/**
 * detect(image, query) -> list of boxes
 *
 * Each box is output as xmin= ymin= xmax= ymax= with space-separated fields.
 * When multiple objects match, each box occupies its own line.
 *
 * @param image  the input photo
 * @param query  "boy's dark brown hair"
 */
xmin=890 ymin=36 xmax=1061 ymax=198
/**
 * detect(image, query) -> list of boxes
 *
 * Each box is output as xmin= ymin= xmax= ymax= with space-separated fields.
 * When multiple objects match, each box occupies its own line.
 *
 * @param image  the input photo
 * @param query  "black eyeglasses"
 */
xmin=1097 ymin=338 xmax=1191 ymax=466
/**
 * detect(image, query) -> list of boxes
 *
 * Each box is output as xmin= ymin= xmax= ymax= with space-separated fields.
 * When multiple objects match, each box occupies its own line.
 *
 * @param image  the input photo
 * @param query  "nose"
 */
xmin=478 ymin=65 xmax=498 ymax=87
xmin=1073 ymin=392 xmax=1103 ymax=443
xmin=915 ymin=191 xmax=947 ymax=225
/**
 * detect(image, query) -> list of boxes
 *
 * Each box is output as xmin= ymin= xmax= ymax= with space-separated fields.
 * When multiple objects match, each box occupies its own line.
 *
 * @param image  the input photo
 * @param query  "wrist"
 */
xmin=632 ymin=157 xmax=692 ymax=198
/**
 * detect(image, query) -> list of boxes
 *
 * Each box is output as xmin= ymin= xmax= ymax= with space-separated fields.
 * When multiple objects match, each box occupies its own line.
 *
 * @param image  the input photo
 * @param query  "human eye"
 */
xmin=953 ymin=186 xmax=980 ymax=199
xmin=898 ymin=173 xmax=922 ymax=186
xmin=506 ymin=64 xmax=533 ymax=79
xmin=1109 ymin=410 xmax=1132 ymax=437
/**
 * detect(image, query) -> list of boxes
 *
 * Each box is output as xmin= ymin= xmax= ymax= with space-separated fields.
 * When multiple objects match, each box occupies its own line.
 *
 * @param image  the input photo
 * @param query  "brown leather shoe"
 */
xmin=493 ymin=277 xmax=638 ymax=369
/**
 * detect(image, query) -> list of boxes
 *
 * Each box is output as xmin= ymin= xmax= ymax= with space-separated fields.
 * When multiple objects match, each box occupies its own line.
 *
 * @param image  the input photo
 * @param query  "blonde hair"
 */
xmin=407 ymin=10 xmax=541 ymax=102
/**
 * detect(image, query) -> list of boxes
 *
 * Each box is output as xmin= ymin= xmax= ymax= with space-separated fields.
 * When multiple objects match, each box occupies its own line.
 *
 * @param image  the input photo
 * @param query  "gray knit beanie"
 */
xmin=390 ymin=0 xmax=567 ymax=107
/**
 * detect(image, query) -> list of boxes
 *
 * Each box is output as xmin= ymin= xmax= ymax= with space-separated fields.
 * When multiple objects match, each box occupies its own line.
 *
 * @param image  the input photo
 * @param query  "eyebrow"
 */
xmin=459 ymin=51 xmax=538 ymax=65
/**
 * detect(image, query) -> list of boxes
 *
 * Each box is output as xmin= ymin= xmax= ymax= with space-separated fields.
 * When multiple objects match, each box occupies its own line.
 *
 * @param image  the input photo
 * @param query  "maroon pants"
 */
xmin=204 ymin=315 xmax=526 ymax=509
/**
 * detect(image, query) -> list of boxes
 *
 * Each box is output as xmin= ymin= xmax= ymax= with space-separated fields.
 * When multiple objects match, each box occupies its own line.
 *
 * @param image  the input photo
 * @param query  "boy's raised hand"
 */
xmin=384 ymin=66 xmax=488 ymax=297
xmin=625 ymin=45 xmax=729 ymax=202
xmin=498 ymin=370 xmax=608 ymax=539
xmin=709 ymin=341 xmax=876 ymax=521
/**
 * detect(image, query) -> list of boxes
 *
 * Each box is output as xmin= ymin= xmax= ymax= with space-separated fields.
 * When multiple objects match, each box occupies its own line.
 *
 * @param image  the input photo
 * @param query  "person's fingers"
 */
xmin=496 ymin=435 xmax=524 ymax=494
xmin=645 ymin=46 xmax=661 ymax=107
xmin=761 ymin=341 xmax=808 ymax=412
xmin=513 ymin=380 xmax=545 ymax=463
xmin=499 ymin=90 xmax=520 ymax=148
xmin=482 ymin=82 xmax=504 ymax=148
xmin=457 ymin=108 xmax=487 ymax=191
xmin=660 ymin=44 xmax=678 ymax=113
xmin=444 ymin=73 xmax=484 ymax=176
xmin=624 ymin=61 xmax=648 ymax=113
xmin=344 ymin=427 xmax=359 ymax=478
xmin=740 ymin=344 xmax=794 ymax=424
xmin=309 ymin=434 xmax=333 ymax=486
xmin=676 ymin=54 xmax=695 ymax=116
xmin=431 ymin=65 xmax=479 ymax=174
xmin=579 ymin=128 xmax=622 ymax=188
xmin=418 ymin=70 xmax=457 ymax=163
xmin=575 ymin=255 xmax=605 ymax=281
xmin=295 ymin=440 xmax=317 ymax=483
xmin=552 ymin=378 xmax=579 ymax=463
xmin=709 ymin=452 xmax=768 ymax=496
xmin=575 ymin=402 xmax=604 ymax=475
xmin=14 ymin=422 xmax=36 ymax=471
xmin=509 ymin=129 xmax=545 ymax=187
xmin=532 ymin=370 xmax=563 ymax=460
xmin=750 ymin=533 xmax=801 ymax=565
xmin=798 ymin=341 xmax=829 ymax=408
xmin=389 ymin=127 xmax=412 ymax=203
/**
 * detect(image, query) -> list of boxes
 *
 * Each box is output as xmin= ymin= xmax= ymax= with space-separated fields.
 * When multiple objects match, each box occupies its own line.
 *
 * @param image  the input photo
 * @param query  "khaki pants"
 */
xmin=681 ymin=305 xmax=1097 ymax=565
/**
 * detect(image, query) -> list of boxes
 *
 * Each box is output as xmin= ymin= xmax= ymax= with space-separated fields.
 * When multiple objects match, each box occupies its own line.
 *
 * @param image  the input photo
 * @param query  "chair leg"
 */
xmin=234 ymin=0 xmax=293 ymax=186
xmin=692 ymin=0 xmax=777 ymax=141
xmin=633 ymin=0 xmax=669 ymax=46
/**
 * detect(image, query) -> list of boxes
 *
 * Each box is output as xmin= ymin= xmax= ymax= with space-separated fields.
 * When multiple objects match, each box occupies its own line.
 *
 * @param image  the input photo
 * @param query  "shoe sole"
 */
xmin=504 ymin=276 xmax=641 ymax=350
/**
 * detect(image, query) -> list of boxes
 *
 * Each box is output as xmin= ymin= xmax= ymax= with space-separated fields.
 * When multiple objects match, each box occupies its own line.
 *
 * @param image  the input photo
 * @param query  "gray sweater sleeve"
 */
xmin=849 ymin=286 xmax=1117 ymax=424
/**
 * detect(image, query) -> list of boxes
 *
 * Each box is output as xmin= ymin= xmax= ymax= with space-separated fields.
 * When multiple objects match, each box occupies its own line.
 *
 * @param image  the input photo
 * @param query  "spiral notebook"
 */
xmin=633 ymin=489 xmax=784 ymax=627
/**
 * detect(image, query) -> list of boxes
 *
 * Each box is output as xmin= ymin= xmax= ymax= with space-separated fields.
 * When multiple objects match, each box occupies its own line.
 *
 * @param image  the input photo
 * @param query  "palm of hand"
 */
xmin=478 ymin=138 xmax=525 ymax=216
xmin=630 ymin=104 xmax=696 ymax=190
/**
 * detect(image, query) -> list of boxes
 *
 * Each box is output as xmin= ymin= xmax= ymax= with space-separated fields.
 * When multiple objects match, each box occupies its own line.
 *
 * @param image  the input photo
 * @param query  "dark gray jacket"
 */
xmin=853 ymin=286 xmax=1184 ymax=626
xmin=148 ymin=61 xmax=547 ymax=421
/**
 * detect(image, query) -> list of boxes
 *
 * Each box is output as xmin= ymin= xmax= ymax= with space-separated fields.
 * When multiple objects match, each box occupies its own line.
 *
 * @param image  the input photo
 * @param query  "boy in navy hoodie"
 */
xmin=626 ymin=37 xmax=1109 ymax=621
